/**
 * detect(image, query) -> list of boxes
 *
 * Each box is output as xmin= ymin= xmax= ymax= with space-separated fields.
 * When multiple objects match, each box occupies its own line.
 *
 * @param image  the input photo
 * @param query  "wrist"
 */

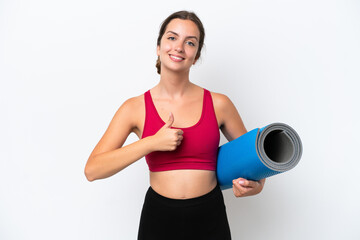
xmin=143 ymin=135 xmax=157 ymax=153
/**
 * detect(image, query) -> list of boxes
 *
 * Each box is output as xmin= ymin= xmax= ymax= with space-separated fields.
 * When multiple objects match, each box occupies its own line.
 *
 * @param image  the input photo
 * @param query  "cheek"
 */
xmin=187 ymin=45 xmax=199 ymax=57
xmin=161 ymin=44 xmax=172 ymax=53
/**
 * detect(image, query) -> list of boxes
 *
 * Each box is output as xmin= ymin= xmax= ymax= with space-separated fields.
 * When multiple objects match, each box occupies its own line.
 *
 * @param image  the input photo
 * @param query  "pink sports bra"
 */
xmin=141 ymin=88 xmax=220 ymax=172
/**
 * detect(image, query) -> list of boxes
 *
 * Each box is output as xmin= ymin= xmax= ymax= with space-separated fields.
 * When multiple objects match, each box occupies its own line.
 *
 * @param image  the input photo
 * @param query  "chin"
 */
xmin=163 ymin=64 xmax=192 ymax=73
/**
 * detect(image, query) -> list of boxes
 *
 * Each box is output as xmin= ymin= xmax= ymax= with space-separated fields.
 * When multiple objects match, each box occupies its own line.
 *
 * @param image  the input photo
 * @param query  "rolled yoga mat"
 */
xmin=216 ymin=123 xmax=302 ymax=190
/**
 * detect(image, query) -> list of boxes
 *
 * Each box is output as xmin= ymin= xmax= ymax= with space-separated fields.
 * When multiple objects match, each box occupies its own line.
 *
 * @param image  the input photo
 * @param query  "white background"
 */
xmin=1 ymin=0 xmax=359 ymax=239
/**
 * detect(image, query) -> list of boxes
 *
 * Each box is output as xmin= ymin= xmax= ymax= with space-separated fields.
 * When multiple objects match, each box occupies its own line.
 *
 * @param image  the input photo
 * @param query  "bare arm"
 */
xmin=84 ymin=97 xmax=148 ymax=181
xmin=212 ymin=92 xmax=266 ymax=197
xmin=84 ymin=96 xmax=183 ymax=181
xmin=212 ymin=93 xmax=247 ymax=141
xmin=85 ymin=137 xmax=156 ymax=181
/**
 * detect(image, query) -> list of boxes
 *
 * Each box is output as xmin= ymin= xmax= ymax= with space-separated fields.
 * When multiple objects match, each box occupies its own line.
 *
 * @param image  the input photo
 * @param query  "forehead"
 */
xmin=164 ymin=19 xmax=200 ymax=38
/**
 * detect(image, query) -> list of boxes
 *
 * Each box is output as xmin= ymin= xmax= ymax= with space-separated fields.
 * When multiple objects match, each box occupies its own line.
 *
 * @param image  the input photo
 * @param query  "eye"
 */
xmin=186 ymin=41 xmax=195 ymax=47
xmin=167 ymin=36 xmax=176 ymax=40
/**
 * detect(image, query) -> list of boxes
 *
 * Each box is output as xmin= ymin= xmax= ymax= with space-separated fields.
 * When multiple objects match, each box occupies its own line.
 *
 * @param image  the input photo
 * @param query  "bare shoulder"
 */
xmin=208 ymin=91 xmax=234 ymax=127
xmin=209 ymin=90 xmax=247 ymax=140
xmin=120 ymin=94 xmax=144 ymax=112
xmin=209 ymin=91 xmax=233 ymax=109
xmin=88 ymin=93 xmax=145 ymax=158
xmin=116 ymin=93 xmax=145 ymax=133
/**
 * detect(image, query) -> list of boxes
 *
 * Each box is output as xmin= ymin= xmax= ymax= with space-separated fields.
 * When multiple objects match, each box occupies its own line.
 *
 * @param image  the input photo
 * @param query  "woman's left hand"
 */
xmin=232 ymin=178 xmax=266 ymax=198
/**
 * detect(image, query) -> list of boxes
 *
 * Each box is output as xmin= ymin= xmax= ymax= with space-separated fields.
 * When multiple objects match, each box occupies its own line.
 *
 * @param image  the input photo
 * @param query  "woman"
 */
xmin=84 ymin=10 xmax=265 ymax=240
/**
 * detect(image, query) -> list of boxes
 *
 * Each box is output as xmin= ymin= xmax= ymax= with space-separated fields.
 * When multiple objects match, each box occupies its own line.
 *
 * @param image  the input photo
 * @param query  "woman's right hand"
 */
xmin=151 ymin=112 xmax=184 ymax=151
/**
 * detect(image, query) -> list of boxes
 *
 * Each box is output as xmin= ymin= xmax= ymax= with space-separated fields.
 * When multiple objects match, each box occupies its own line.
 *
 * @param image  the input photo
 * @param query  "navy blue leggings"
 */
xmin=137 ymin=183 xmax=232 ymax=240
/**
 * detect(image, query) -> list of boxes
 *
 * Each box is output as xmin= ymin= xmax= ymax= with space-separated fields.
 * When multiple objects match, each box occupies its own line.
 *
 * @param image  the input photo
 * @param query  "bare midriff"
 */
xmin=149 ymin=169 xmax=218 ymax=199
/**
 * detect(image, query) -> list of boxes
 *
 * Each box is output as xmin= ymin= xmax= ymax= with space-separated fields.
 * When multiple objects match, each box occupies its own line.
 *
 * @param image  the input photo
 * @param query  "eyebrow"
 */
xmin=166 ymin=31 xmax=198 ymax=41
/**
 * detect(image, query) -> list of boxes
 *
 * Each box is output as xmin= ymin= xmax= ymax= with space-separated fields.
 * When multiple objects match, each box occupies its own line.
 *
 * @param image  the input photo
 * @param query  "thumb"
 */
xmin=164 ymin=112 xmax=174 ymax=128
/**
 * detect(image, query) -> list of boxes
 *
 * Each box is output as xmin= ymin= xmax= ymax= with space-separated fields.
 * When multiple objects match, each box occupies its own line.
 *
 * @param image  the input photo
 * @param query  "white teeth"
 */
xmin=171 ymin=55 xmax=183 ymax=60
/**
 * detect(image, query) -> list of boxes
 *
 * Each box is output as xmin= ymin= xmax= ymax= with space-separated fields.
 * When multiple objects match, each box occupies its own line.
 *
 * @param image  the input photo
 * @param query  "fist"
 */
xmin=232 ymin=178 xmax=266 ymax=198
xmin=152 ymin=112 xmax=184 ymax=151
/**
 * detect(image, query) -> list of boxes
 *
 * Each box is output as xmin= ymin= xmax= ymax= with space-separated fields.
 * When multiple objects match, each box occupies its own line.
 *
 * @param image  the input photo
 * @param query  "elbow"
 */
xmin=84 ymin=163 xmax=96 ymax=182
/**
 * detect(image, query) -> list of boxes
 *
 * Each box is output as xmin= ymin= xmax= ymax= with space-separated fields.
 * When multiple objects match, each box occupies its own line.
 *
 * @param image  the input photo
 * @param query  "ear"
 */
xmin=156 ymin=45 xmax=160 ymax=57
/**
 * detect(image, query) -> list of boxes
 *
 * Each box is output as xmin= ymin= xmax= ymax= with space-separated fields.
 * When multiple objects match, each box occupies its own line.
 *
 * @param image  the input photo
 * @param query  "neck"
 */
xmin=158 ymin=69 xmax=192 ymax=97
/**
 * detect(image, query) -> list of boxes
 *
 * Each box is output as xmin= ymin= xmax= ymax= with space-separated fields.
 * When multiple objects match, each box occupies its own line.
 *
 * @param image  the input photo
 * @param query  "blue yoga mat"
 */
xmin=216 ymin=123 xmax=302 ymax=189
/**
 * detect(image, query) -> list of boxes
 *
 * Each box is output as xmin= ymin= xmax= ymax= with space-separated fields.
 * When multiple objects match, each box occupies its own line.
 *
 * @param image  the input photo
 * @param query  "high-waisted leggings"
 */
xmin=137 ymin=183 xmax=232 ymax=240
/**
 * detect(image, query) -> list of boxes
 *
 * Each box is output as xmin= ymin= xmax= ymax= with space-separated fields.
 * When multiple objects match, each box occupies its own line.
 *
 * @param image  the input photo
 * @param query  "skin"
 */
xmin=84 ymin=18 xmax=265 ymax=198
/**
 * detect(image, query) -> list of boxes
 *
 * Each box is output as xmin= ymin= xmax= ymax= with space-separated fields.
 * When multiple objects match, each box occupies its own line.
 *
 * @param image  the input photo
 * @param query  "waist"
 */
xmin=150 ymin=169 xmax=217 ymax=199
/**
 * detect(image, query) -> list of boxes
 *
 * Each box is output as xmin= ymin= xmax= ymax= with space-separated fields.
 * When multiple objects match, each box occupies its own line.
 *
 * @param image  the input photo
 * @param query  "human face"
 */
xmin=157 ymin=19 xmax=200 ymax=74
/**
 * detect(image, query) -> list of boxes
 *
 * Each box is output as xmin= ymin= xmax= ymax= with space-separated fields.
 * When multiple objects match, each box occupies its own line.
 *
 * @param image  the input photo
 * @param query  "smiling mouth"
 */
xmin=169 ymin=54 xmax=185 ymax=61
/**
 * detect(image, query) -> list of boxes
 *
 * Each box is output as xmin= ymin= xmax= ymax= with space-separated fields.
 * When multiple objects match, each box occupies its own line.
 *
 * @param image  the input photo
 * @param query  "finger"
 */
xmin=232 ymin=181 xmax=245 ymax=197
xmin=232 ymin=184 xmax=238 ymax=196
xmin=236 ymin=178 xmax=248 ymax=187
xmin=236 ymin=178 xmax=257 ymax=188
xmin=246 ymin=180 xmax=260 ymax=188
xmin=232 ymin=180 xmax=245 ymax=191
xmin=164 ymin=112 xmax=174 ymax=128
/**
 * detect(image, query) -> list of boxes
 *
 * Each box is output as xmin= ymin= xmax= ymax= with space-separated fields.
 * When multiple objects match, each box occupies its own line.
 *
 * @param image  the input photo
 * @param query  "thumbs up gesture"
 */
xmin=152 ymin=112 xmax=184 ymax=151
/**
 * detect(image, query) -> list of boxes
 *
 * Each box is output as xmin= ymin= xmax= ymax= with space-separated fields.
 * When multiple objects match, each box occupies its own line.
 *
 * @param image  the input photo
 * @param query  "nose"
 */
xmin=175 ymin=43 xmax=184 ymax=53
